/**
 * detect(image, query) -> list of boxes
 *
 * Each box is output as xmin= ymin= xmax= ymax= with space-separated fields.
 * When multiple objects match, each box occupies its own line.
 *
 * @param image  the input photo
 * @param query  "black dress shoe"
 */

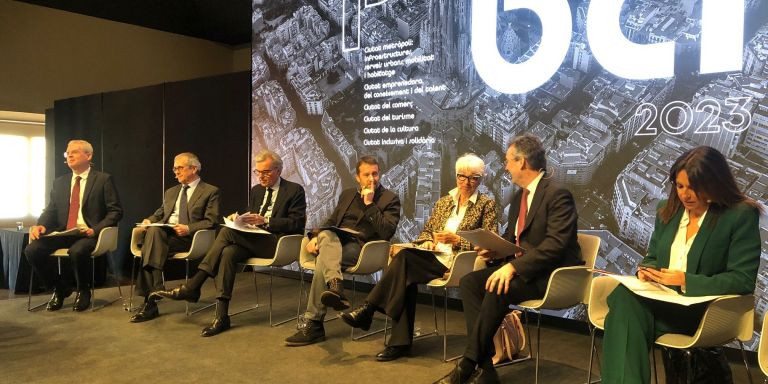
xmin=73 ymin=290 xmax=91 ymax=312
xmin=150 ymin=285 xmax=200 ymax=303
xmin=341 ymin=303 xmax=375 ymax=331
xmin=467 ymin=367 xmax=500 ymax=384
xmin=46 ymin=287 xmax=72 ymax=311
xmin=376 ymin=345 xmax=411 ymax=362
xmin=433 ymin=362 xmax=478 ymax=384
xmin=201 ymin=316 xmax=231 ymax=337
xmin=285 ymin=319 xmax=326 ymax=346
xmin=130 ymin=301 xmax=159 ymax=323
xmin=320 ymin=278 xmax=350 ymax=310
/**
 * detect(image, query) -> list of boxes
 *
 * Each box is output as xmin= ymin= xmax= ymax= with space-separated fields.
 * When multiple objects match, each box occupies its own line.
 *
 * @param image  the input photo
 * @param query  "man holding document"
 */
xmin=435 ymin=134 xmax=582 ymax=383
xmin=130 ymin=152 xmax=220 ymax=323
xmin=154 ymin=150 xmax=306 ymax=336
xmin=26 ymin=139 xmax=123 ymax=312
xmin=600 ymin=146 xmax=762 ymax=384
xmin=285 ymin=155 xmax=401 ymax=347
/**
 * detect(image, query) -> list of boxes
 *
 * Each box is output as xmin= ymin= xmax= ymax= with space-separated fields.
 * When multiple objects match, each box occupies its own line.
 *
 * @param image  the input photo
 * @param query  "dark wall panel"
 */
xmin=102 ymin=85 xmax=164 ymax=275
xmin=163 ymin=72 xmax=251 ymax=216
xmin=52 ymin=94 xmax=103 ymax=177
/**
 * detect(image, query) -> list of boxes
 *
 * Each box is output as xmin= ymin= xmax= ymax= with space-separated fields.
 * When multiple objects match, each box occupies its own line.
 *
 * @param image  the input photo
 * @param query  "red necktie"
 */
xmin=516 ymin=188 xmax=529 ymax=246
xmin=66 ymin=176 xmax=82 ymax=230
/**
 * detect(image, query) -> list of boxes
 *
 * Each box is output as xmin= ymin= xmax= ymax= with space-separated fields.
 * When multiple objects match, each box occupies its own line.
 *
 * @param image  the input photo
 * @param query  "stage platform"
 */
xmin=0 ymin=273 xmax=757 ymax=383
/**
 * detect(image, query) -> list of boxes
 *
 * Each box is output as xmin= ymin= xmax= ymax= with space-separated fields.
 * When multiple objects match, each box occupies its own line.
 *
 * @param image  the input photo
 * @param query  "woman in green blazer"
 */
xmin=601 ymin=146 xmax=763 ymax=383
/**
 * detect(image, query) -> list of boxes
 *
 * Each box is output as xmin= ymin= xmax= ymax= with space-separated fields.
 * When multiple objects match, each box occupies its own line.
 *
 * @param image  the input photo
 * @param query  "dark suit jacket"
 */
xmin=503 ymin=177 xmax=582 ymax=291
xmin=248 ymin=178 xmax=306 ymax=236
xmin=414 ymin=192 xmax=498 ymax=252
xmin=323 ymin=184 xmax=401 ymax=242
xmin=146 ymin=181 xmax=220 ymax=234
xmin=37 ymin=169 xmax=123 ymax=235
xmin=641 ymin=201 xmax=761 ymax=296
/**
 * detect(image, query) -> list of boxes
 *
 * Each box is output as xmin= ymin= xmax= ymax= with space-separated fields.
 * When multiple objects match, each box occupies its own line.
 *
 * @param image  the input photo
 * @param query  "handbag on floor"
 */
xmin=491 ymin=309 xmax=526 ymax=364
xmin=661 ymin=346 xmax=733 ymax=384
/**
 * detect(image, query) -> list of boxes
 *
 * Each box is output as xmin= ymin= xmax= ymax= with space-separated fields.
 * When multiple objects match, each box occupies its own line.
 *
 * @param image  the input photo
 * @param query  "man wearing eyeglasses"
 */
xmin=129 ymin=152 xmax=220 ymax=323
xmin=434 ymin=134 xmax=582 ymax=383
xmin=154 ymin=149 xmax=306 ymax=337
xmin=25 ymin=139 xmax=123 ymax=312
xmin=285 ymin=155 xmax=401 ymax=347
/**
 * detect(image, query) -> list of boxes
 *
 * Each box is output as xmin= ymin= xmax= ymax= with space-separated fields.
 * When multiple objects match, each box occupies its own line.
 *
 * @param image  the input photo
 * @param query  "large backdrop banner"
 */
xmin=251 ymin=0 xmax=768 ymax=349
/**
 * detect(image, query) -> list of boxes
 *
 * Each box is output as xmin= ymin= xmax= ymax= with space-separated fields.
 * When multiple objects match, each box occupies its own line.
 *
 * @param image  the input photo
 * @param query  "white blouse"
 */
xmin=667 ymin=209 xmax=708 ymax=273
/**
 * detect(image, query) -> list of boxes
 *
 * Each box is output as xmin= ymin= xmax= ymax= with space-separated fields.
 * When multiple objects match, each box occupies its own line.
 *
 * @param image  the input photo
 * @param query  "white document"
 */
xmin=44 ymin=227 xmax=83 ymax=237
xmin=392 ymin=242 xmax=445 ymax=255
xmin=223 ymin=217 xmax=271 ymax=235
xmin=457 ymin=229 xmax=525 ymax=257
xmin=607 ymin=274 xmax=725 ymax=306
xmin=136 ymin=223 xmax=175 ymax=228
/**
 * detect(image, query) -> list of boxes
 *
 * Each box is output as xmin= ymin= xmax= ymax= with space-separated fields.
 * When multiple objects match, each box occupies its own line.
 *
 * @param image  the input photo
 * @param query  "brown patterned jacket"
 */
xmin=413 ymin=192 xmax=498 ymax=252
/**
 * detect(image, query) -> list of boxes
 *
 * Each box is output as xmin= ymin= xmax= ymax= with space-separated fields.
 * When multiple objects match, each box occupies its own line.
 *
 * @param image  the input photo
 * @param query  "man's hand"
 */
xmin=361 ymin=182 xmax=375 ymax=205
xmin=80 ymin=227 xmax=95 ymax=237
xmin=306 ymin=237 xmax=319 ymax=254
xmin=226 ymin=212 xmax=238 ymax=221
xmin=30 ymin=225 xmax=46 ymax=240
xmin=641 ymin=267 xmax=685 ymax=287
xmin=173 ymin=224 xmax=190 ymax=237
xmin=434 ymin=231 xmax=459 ymax=245
xmin=485 ymin=263 xmax=516 ymax=295
xmin=475 ymin=246 xmax=497 ymax=262
xmin=241 ymin=214 xmax=266 ymax=226
xmin=419 ymin=241 xmax=435 ymax=250
xmin=141 ymin=219 xmax=151 ymax=225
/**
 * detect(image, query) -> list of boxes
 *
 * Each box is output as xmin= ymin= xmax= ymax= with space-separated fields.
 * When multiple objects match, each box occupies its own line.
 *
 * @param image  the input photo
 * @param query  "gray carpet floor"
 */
xmin=0 ymin=273 xmax=758 ymax=383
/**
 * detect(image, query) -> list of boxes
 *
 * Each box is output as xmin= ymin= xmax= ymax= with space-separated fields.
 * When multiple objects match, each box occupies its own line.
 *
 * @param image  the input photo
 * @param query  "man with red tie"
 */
xmin=434 ymin=134 xmax=582 ymax=384
xmin=26 ymin=139 xmax=123 ymax=312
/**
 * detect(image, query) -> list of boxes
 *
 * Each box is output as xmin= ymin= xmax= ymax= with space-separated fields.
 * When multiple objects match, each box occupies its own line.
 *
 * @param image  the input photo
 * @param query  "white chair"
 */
xmin=127 ymin=227 xmax=215 ymax=315
xmin=422 ymin=250 xmax=479 ymax=362
xmin=516 ymin=233 xmax=601 ymax=383
xmin=586 ymin=276 xmax=755 ymax=384
xmin=27 ymin=226 xmax=121 ymax=311
xmin=230 ymin=234 xmax=303 ymax=327
xmin=298 ymin=239 xmax=391 ymax=339
xmin=758 ymin=315 xmax=768 ymax=380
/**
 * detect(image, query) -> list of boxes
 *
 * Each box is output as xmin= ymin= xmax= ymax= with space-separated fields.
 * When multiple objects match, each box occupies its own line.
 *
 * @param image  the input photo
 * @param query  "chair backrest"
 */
xmin=577 ymin=233 xmax=601 ymax=304
xmin=270 ymin=234 xmax=303 ymax=267
xmin=129 ymin=227 xmax=144 ymax=257
xmin=689 ymin=294 xmax=755 ymax=347
xmin=344 ymin=240 xmax=390 ymax=275
xmin=173 ymin=229 xmax=215 ymax=260
xmin=587 ymin=275 xmax=620 ymax=330
xmin=759 ymin=315 xmax=768 ymax=377
xmin=52 ymin=226 xmax=119 ymax=257
xmin=442 ymin=251 xmax=477 ymax=287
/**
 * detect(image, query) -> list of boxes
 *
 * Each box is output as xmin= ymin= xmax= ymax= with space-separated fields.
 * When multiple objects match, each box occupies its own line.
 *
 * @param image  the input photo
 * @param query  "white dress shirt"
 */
xmin=667 ymin=209 xmax=708 ymax=273
xmin=513 ymin=171 xmax=544 ymax=238
xmin=434 ymin=188 xmax=479 ymax=267
xmin=168 ymin=177 xmax=201 ymax=225
xmin=71 ymin=167 xmax=90 ymax=228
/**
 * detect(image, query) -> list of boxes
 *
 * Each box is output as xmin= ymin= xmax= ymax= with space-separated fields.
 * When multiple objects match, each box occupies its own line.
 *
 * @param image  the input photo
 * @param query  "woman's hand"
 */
xmin=419 ymin=241 xmax=435 ymax=250
xmin=641 ymin=267 xmax=686 ymax=287
xmin=434 ymin=231 xmax=459 ymax=245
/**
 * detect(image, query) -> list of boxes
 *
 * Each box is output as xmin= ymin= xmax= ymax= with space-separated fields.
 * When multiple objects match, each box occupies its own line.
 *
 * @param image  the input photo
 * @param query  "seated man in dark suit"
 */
xmin=130 ymin=152 xmax=220 ymax=323
xmin=435 ymin=134 xmax=582 ymax=384
xmin=26 ymin=139 xmax=123 ymax=312
xmin=285 ymin=155 xmax=401 ymax=347
xmin=155 ymin=149 xmax=306 ymax=336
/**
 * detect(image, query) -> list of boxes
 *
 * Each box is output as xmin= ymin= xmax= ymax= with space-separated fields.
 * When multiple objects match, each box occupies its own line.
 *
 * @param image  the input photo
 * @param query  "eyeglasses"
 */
xmin=253 ymin=168 xmax=277 ymax=177
xmin=457 ymin=174 xmax=482 ymax=183
xmin=172 ymin=166 xmax=190 ymax=172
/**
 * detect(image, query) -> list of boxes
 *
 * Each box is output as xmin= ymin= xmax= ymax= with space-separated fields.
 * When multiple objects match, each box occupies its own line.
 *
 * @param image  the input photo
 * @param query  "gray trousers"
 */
xmin=301 ymin=230 xmax=361 ymax=321
xmin=135 ymin=226 xmax=191 ymax=297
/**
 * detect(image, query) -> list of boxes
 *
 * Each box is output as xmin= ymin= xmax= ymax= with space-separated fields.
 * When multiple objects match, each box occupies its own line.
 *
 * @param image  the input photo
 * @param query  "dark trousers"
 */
xmin=24 ymin=235 xmax=98 ymax=291
xmin=460 ymin=265 xmax=543 ymax=363
xmin=198 ymin=227 xmax=277 ymax=300
xmin=366 ymin=249 xmax=448 ymax=346
xmin=135 ymin=226 xmax=192 ymax=297
xmin=602 ymin=285 xmax=707 ymax=384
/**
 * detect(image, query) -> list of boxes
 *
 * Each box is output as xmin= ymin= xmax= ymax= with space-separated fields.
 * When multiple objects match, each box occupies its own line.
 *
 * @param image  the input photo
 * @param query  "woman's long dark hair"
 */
xmin=659 ymin=146 xmax=763 ymax=223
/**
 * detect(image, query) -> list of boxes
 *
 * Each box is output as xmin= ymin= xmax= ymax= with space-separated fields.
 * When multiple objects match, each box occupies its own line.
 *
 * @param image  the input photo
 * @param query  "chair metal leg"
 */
xmin=414 ymin=288 xmax=439 ymax=341
xmin=229 ymin=268 xmax=261 ymax=317
xmin=350 ymin=275 xmax=389 ymax=340
xmin=535 ymin=309 xmax=541 ymax=384
xmin=185 ymin=259 xmax=215 ymax=316
xmin=739 ymin=340 xmax=755 ymax=384
xmin=586 ymin=324 xmax=602 ymax=384
xmin=126 ymin=255 xmax=137 ymax=311
xmin=27 ymin=269 xmax=47 ymax=311
xmin=652 ymin=347 xmax=659 ymax=384
xmin=90 ymin=253 xmax=123 ymax=311
xmin=269 ymin=266 xmax=299 ymax=327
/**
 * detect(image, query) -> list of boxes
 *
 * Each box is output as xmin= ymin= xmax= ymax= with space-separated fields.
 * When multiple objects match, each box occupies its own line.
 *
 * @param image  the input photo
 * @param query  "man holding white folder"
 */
xmin=154 ymin=150 xmax=306 ymax=336
xmin=435 ymin=134 xmax=582 ymax=384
